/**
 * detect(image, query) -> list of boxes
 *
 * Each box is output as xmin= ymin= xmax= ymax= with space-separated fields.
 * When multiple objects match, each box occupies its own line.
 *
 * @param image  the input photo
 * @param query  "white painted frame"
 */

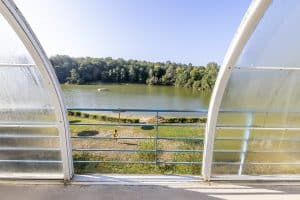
xmin=202 ymin=0 xmax=272 ymax=181
xmin=0 ymin=0 xmax=73 ymax=180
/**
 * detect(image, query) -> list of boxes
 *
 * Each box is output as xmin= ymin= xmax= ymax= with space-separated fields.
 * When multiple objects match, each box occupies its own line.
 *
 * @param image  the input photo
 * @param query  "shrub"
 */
xmin=68 ymin=110 xmax=75 ymax=116
xmin=75 ymin=111 xmax=81 ymax=117
xmin=90 ymin=114 xmax=98 ymax=119
xmin=162 ymin=117 xmax=206 ymax=123
xmin=83 ymin=113 xmax=90 ymax=118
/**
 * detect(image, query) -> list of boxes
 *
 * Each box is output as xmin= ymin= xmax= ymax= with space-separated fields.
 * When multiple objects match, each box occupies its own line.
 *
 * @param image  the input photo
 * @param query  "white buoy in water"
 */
xmin=97 ymin=88 xmax=109 ymax=92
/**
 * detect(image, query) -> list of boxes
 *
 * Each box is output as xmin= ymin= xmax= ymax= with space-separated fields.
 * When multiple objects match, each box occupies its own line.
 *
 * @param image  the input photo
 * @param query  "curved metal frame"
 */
xmin=0 ymin=0 xmax=276 ymax=181
xmin=0 ymin=0 xmax=73 ymax=180
xmin=201 ymin=0 xmax=272 ymax=181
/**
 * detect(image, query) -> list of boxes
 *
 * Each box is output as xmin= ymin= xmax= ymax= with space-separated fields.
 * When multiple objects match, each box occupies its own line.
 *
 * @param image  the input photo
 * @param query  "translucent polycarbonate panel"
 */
xmin=0 ymin=14 xmax=33 ymax=64
xmin=212 ymin=164 xmax=239 ymax=175
xmin=0 ymin=8 xmax=64 ymax=177
xmin=210 ymin=0 xmax=300 ymax=177
xmin=212 ymin=128 xmax=300 ymax=175
xmin=0 ymin=163 xmax=63 ymax=176
xmin=0 ymin=137 xmax=60 ymax=148
xmin=218 ymin=69 xmax=300 ymax=127
xmin=236 ymin=0 xmax=300 ymax=67
xmin=0 ymin=150 xmax=61 ymax=161
xmin=243 ymin=165 xmax=300 ymax=175
xmin=0 ymin=67 xmax=56 ymax=123
xmin=0 ymin=127 xmax=59 ymax=136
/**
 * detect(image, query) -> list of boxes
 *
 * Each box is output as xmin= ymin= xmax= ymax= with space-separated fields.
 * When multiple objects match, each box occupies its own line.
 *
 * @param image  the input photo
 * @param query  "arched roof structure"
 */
xmin=203 ymin=0 xmax=300 ymax=180
xmin=0 ymin=0 xmax=72 ymax=180
xmin=1 ymin=0 xmax=300 ymax=181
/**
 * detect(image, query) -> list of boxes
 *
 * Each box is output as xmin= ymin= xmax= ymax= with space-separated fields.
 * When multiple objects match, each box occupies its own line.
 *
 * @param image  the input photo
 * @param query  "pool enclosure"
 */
xmin=1 ymin=0 xmax=300 ymax=181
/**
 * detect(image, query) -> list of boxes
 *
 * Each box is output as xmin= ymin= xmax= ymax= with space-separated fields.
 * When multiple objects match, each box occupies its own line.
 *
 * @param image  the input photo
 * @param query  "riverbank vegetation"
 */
xmin=68 ymin=110 xmax=140 ymax=123
xmin=50 ymin=55 xmax=219 ymax=91
xmin=68 ymin=110 xmax=207 ymax=124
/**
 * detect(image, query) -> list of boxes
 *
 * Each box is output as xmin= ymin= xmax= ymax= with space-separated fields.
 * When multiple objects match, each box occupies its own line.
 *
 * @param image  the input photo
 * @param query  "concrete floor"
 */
xmin=1 ymin=175 xmax=300 ymax=200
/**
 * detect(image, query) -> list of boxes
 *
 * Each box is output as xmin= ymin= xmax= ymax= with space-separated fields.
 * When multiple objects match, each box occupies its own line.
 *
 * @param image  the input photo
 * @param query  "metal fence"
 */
xmin=68 ymin=108 xmax=300 ymax=176
xmin=68 ymin=108 xmax=207 ymax=168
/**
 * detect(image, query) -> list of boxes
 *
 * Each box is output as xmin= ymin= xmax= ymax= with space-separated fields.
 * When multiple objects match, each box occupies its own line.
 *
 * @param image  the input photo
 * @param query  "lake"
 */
xmin=61 ymin=84 xmax=211 ymax=110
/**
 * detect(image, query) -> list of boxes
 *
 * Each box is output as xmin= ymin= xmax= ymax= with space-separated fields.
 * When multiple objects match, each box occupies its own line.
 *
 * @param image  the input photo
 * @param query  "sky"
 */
xmin=14 ymin=0 xmax=251 ymax=66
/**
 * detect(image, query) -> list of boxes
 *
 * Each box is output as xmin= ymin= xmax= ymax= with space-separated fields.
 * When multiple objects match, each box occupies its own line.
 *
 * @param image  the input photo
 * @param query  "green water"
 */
xmin=61 ymin=84 xmax=211 ymax=110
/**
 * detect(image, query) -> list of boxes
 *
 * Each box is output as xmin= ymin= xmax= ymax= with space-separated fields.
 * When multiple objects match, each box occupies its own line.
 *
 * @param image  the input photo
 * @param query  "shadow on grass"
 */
xmin=78 ymin=130 xmax=99 ymax=136
xmin=141 ymin=125 xmax=154 ymax=130
xmin=70 ymin=120 xmax=81 ymax=123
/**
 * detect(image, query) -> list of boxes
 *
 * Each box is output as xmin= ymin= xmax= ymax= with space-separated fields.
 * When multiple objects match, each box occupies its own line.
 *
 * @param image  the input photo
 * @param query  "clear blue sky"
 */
xmin=15 ymin=0 xmax=251 ymax=66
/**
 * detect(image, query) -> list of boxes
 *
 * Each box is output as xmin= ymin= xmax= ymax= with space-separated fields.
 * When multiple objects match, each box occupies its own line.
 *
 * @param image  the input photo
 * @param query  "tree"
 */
xmin=50 ymin=55 xmax=219 ymax=92
xmin=67 ymin=69 xmax=81 ymax=84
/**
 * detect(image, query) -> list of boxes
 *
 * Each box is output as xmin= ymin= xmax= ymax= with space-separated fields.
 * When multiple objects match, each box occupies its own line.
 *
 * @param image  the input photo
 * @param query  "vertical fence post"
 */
xmin=238 ymin=112 xmax=253 ymax=175
xmin=155 ymin=111 xmax=159 ymax=165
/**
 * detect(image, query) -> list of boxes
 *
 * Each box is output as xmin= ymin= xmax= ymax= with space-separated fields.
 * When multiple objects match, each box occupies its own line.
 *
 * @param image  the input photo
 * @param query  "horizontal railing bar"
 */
xmin=73 ymin=149 xmax=203 ymax=153
xmin=215 ymin=137 xmax=300 ymax=141
xmin=69 ymin=123 xmax=204 ymax=127
xmin=159 ymin=150 xmax=203 ymax=153
xmin=67 ymin=108 xmax=207 ymax=113
xmin=213 ymin=162 xmax=300 ymax=165
xmin=0 ymin=134 xmax=59 ymax=139
xmin=150 ymin=123 xmax=204 ymax=127
xmin=0 ymin=123 xmax=58 ymax=128
xmin=216 ymin=126 xmax=300 ymax=131
xmin=235 ymin=66 xmax=300 ymax=71
xmin=0 ymin=63 xmax=35 ymax=67
xmin=71 ymin=136 xmax=155 ymax=140
xmin=73 ymin=160 xmax=202 ymax=165
xmin=73 ymin=149 xmax=155 ymax=152
xmin=69 ymin=123 xmax=300 ymax=130
xmin=73 ymin=136 xmax=300 ymax=142
xmin=67 ymin=107 xmax=300 ymax=114
xmin=247 ymin=162 xmax=300 ymax=165
xmin=213 ymin=162 xmax=240 ymax=165
xmin=0 ymin=108 xmax=55 ymax=112
xmin=157 ymin=161 xmax=202 ymax=165
xmin=214 ymin=150 xmax=300 ymax=153
xmin=71 ymin=136 xmax=204 ymax=141
xmin=158 ymin=137 xmax=204 ymax=141
xmin=0 ymin=159 xmax=62 ymax=163
xmin=74 ymin=161 xmax=155 ymax=164
xmin=0 ymin=147 xmax=60 ymax=151
xmin=70 ymin=123 xmax=155 ymax=126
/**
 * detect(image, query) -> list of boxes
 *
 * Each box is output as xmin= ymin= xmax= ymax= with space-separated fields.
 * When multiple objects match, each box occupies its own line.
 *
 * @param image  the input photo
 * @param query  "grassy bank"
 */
xmin=69 ymin=113 xmax=205 ymax=174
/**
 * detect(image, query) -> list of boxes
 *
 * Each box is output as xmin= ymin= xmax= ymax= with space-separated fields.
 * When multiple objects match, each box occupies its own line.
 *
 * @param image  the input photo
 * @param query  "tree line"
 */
xmin=50 ymin=55 xmax=219 ymax=91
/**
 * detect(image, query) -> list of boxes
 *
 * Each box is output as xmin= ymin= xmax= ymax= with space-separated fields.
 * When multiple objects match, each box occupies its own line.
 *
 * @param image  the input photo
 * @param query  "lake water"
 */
xmin=61 ymin=84 xmax=211 ymax=111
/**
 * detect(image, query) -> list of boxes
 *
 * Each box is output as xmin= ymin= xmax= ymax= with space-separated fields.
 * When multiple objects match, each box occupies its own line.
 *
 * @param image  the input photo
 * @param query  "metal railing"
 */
xmin=68 ymin=108 xmax=206 ymax=167
xmin=0 ymin=107 xmax=299 ymax=176
xmin=68 ymin=108 xmax=300 ymax=175
xmin=0 ymin=107 xmax=299 ymax=177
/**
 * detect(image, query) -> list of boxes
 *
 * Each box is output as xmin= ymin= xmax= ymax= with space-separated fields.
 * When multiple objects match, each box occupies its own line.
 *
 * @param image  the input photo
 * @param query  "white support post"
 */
xmin=202 ymin=0 xmax=272 ymax=181
xmin=238 ymin=112 xmax=253 ymax=175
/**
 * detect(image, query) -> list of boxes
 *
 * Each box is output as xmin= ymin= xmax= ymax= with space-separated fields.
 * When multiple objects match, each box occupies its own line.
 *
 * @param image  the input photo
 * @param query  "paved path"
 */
xmin=0 ymin=175 xmax=300 ymax=200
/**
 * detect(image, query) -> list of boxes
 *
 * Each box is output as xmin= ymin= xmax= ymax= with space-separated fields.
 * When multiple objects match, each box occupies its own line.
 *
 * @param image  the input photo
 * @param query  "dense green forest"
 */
xmin=50 ymin=55 xmax=219 ymax=91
